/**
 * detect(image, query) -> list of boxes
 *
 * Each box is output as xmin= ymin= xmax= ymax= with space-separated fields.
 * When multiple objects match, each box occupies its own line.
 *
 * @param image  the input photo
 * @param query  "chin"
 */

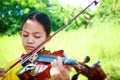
xmin=27 ymin=50 xmax=33 ymax=53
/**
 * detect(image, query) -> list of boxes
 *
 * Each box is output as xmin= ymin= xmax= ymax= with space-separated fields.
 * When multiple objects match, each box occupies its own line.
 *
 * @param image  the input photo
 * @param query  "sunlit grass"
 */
xmin=0 ymin=22 xmax=120 ymax=80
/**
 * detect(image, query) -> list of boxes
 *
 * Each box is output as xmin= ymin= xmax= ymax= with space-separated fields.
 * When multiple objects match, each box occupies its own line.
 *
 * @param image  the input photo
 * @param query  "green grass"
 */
xmin=0 ymin=22 xmax=120 ymax=80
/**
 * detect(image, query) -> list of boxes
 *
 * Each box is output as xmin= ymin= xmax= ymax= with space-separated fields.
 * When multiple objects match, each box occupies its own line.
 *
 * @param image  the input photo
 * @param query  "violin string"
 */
xmin=75 ymin=61 xmax=88 ymax=71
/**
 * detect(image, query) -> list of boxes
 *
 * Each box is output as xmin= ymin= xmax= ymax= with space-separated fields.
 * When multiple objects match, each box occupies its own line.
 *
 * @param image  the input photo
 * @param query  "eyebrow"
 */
xmin=22 ymin=30 xmax=42 ymax=35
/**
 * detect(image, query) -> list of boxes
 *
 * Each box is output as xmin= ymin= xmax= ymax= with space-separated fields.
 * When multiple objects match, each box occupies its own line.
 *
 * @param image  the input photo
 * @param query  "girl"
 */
xmin=1 ymin=12 xmax=71 ymax=80
xmin=19 ymin=11 xmax=71 ymax=80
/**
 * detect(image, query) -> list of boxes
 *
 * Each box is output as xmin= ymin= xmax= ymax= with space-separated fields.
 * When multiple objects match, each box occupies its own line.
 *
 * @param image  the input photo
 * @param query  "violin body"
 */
xmin=17 ymin=50 xmax=65 ymax=80
xmin=17 ymin=64 xmax=51 ymax=80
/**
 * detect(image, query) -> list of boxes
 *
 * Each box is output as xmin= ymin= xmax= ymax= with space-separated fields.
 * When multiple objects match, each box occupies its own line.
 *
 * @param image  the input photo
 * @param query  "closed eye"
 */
xmin=34 ymin=36 xmax=41 ymax=38
xmin=23 ymin=34 xmax=29 ymax=37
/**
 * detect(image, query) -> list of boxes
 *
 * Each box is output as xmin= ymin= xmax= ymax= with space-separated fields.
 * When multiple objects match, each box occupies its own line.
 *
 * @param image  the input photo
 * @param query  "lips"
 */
xmin=26 ymin=46 xmax=35 ymax=51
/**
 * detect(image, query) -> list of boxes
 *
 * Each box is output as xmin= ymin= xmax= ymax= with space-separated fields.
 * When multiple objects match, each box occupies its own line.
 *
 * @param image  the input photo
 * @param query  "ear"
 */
xmin=19 ymin=31 xmax=22 ymax=37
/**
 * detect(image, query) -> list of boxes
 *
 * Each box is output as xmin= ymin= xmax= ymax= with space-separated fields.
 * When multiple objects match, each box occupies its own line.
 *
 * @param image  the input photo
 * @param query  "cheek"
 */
xmin=34 ymin=37 xmax=46 ymax=46
xmin=22 ymin=38 xmax=27 ymax=43
xmin=22 ymin=38 xmax=26 ymax=47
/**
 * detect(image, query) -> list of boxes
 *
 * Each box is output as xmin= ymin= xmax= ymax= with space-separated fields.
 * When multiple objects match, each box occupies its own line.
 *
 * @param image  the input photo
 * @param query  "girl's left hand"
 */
xmin=50 ymin=57 xmax=71 ymax=80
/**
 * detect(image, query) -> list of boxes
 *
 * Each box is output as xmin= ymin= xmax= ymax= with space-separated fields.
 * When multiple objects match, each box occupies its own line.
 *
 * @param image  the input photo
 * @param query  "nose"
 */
xmin=27 ymin=36 xmax=34 ymax=44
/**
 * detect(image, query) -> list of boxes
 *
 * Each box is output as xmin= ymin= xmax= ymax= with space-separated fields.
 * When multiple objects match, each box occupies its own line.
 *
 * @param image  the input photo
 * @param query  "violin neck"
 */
xmin=35 ymin=54 xmax=88 ymax=71
xmin=35 ymin=54 xmax=77 ymax=65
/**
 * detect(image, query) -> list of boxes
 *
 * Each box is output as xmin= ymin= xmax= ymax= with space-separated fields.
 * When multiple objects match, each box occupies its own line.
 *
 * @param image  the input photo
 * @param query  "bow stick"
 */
xmin=4 ymin=0 xmax=98 ymax=74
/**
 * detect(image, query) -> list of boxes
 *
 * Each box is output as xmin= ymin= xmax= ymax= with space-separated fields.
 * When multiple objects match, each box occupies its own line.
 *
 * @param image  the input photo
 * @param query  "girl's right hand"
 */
xmin=0 ymin=68 xmax=6 ymax=77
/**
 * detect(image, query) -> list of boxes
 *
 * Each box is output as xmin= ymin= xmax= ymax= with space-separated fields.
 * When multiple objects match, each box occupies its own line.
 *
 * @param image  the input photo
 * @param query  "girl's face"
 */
xmin=19 ymin=19 xmax=47 ymax=53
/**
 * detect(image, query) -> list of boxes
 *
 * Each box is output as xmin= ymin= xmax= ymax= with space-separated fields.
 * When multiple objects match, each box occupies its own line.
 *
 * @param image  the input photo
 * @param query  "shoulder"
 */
xmin=19 ymin=53 xmax=27 ymax=60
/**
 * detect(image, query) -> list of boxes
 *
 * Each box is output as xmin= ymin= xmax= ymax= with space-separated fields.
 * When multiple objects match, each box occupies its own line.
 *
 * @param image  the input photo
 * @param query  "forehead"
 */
xmin=22 ymin=19 xmax=45 ymax=33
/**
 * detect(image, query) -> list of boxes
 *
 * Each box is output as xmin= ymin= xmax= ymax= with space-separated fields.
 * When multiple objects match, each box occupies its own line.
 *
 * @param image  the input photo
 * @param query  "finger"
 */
xmin=50 ymin=66 xmax=64 ymax=80
xmin=51 ymin=59 xmax=57 ymax=68
xmin=50 ymin=60 xmax=65 ymax=80
xmin=0 ymin=68 xmax=6 ymax=72
xmin=57 ymin=57 xmax=64 ymax=70
xmin=52 ymin=75 xmax=64 ymax=80
xmin=50 ymin=68 xmax=64 ymax=80
xmin=57 ymin=57 xmax=70 ymax=80
xmin=50 ymin=60 xmax=59 ymax=75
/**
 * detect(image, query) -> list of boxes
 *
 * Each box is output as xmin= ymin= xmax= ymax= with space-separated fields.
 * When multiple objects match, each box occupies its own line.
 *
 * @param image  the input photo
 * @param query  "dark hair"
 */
xmin=22 ymin=12 xmax=51 ymax=36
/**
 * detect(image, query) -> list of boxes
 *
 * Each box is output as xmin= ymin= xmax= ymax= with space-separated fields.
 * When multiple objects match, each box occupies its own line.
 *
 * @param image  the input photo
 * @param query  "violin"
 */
xmin=16 ymin=49 xmax=106 ymax=80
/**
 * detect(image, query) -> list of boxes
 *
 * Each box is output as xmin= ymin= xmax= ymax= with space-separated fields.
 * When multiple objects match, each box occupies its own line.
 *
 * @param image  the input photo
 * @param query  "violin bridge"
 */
xmin=29 ymin=52 xmax=38 ymax=63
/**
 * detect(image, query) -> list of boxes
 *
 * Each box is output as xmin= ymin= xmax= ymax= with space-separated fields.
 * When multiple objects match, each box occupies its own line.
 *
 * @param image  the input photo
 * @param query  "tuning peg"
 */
xmin=91 ymin=61 xmax=100 ymax=68
xmin=84 ymin=56 xmax=90 ymax=63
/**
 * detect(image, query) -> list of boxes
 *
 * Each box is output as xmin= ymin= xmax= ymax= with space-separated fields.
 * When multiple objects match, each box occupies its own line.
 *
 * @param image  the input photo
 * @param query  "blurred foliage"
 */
xmin=0 ymin=0 xmax=94 ymax=36
xmin=94 ymin=0 xmax=120 ymax=24
xmin=0 ymin=0 xmax=49 ymax=36
xmin=0 ymin=0 xmax=120 ymax=36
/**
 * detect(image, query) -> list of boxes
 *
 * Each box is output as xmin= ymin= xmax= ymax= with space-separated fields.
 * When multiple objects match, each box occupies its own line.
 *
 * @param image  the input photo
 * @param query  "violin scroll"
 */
xmin=87 ymin=61 xmax=106 ymax=80
xmin=73 ymin=59 xmax=106 ymax=80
